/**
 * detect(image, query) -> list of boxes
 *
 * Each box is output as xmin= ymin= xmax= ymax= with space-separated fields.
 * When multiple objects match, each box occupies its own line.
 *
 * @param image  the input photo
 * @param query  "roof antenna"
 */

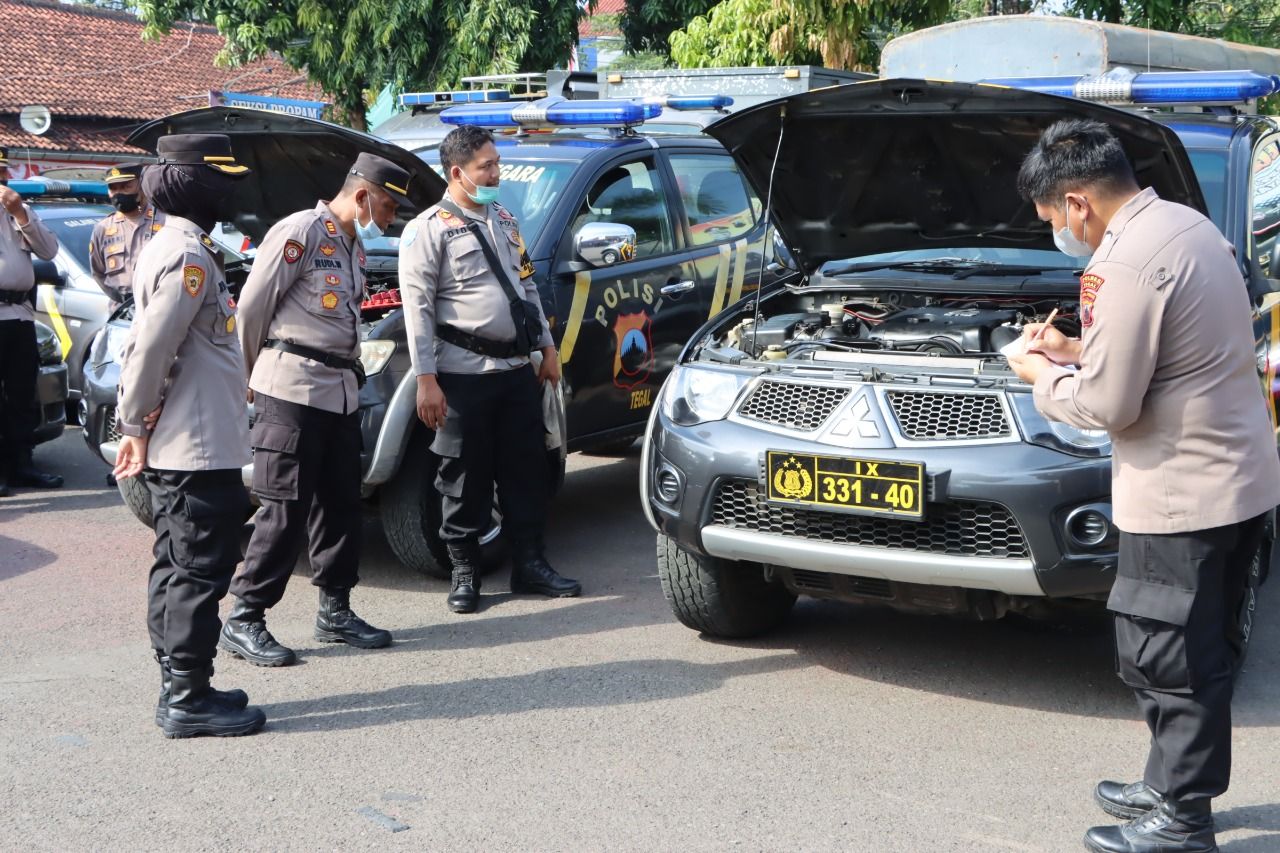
xmin=1146 ymin=15 xmax=1151 ymax=72
xmin=750 ymin=103 xmax=787 ymax=356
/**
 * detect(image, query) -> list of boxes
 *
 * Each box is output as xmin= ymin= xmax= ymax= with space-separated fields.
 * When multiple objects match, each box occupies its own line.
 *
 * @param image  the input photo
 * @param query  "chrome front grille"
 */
xmin=709 ymin=480 xmax=1028 ymax=559
xmin=738 ymin=381 xmax=849 ymax=431
xmin=885 ymin=390 xmax=1010 ymax=440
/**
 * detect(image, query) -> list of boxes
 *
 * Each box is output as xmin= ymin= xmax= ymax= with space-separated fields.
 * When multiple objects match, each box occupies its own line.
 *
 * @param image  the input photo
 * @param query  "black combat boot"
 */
xmin=1095 ymin=780 xmax=1164 ymax=821
xmin=510 ymin=540 xmax=581 ymax=598
xmin=219 ymin=599 xmax=297 ymax=666
xmin=446 ymin=541 xmax=482 ymax=614
xmin=315 ymin=587 xmax=392 ymax=648
xmin=154 ymin=652 xmax=249 ymax=726
xmin=1084 ymin=798 xmax=1217 ymax=853
xmin=160 ymin=664 xmax=266 ymax=739
xmin=9 ymin=449 xmax=62 ymax=488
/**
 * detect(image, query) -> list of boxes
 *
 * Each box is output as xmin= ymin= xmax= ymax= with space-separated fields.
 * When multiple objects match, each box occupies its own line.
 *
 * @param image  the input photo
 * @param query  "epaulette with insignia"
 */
xmin=438 ymin=209 xmax=453 ymax=221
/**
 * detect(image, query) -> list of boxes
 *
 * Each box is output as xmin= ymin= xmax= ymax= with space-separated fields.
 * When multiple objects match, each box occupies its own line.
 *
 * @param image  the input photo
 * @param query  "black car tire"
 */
xmin=380 ymin=430 xmax=511 ymax=580
xmin=657 ymin=533 xmax=795 ymax=638
xmin=117 ymin=473 xmax=155 ymax=528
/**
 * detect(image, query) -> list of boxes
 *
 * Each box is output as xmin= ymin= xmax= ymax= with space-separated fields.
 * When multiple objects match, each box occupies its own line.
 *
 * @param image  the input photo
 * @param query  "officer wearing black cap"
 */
xmin=113 ymin=133 xmax=266 ymax=738
xmin=0 ymin=146 xmax=61 ymax=496
xmin=88 ymin=162 xmax=165 ymax=304
xmin=219 ymin=152 xmax=410 ymax=667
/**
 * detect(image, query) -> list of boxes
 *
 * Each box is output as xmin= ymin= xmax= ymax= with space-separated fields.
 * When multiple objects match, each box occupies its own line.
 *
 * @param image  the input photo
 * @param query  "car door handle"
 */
xmin=661 ymin=280 xmax=696 ymax=296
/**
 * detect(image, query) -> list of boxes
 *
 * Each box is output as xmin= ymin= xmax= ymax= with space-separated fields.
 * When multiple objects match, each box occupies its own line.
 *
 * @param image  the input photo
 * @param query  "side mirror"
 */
xmin=33 ymin=258 xmax=64 ymax=287
xmin=574 ymin=222 xmax=637 ymax=268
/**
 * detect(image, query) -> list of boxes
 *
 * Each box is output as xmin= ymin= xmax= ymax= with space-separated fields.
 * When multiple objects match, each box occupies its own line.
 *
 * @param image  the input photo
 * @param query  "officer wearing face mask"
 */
xmin=1008 ymin=119 xmax=1280 ymax=853
xmin=113 ymin=133 xmax=266 ymax=738
xmin=88 ymin=163 xmax=164 ymax=304
xmin=399 ymin=125 xmax=579 ymax=614
xmin=217 ymin=153 xmax=409 ymax=667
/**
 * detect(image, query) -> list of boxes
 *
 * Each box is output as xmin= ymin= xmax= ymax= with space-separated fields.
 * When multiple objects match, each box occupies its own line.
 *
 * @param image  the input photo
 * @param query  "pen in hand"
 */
xmin=1030 ymin=308 xmax=1059 ymax=350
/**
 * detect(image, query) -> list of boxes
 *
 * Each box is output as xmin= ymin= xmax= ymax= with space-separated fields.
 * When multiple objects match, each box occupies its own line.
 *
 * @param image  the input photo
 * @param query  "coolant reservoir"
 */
xmin=762 ymin=345 xmax=788 ymax=360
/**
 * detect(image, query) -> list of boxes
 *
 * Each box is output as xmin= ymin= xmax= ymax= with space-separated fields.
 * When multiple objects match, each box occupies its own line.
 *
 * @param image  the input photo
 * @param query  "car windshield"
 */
xmin=409 ymin=152 xmax=577 ymax=246
xmin=38 ymin=208 xmax=110 ymax=266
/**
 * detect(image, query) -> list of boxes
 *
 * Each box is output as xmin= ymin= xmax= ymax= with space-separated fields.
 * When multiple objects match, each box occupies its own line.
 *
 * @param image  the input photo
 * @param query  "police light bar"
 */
xmin=11 ymin=178 xmax=108 ymax=198
xmin=440 ymin=97 xmax=663 ymax=129
xmin=981 ymin=69 xmax=1279 ymax=105
xmin=399 ymin=89 xmax=511 ymax=108
xmin=642 ymin=94 xmax=734 ymax=111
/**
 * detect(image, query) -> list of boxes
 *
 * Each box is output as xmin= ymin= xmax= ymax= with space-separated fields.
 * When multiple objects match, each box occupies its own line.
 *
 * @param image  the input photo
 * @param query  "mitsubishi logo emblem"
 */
xmin=830 ymin=392 xmax=880 ymax=439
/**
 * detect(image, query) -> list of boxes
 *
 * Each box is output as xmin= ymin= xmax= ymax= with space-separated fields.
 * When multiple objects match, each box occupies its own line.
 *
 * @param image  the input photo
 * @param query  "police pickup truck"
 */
xmin=86 ymin=94 xmax=790 ymax=577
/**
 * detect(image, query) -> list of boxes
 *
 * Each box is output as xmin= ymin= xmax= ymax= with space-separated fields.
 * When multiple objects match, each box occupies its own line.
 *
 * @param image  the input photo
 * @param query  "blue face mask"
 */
xmin=461 ymin=170 xmax=500 ymax=205
xmin=355 ymin=196 xmax=383 ymax=243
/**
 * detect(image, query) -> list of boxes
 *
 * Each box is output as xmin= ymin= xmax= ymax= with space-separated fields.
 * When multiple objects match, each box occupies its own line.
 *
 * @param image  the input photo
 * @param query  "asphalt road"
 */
xmin=2 ymin=426 xmax=1279 ymax=852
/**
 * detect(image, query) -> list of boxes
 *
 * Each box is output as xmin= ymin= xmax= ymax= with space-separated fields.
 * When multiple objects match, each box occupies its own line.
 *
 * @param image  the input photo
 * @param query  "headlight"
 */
xmin=659 ymin=365 xmax=755 ymax=426
xmin=359 ymin=339 xmax=396 ymax=375
xmin=35 ymin=325 xmax=61 ymax=365
xmin=1009 ymin=392 xmax=1111 ymax=457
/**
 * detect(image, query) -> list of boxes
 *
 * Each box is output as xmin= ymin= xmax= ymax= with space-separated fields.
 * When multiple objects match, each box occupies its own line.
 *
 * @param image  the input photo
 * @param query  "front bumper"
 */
xmin=33 ymin=362 xmax=68 ymax=445
xmin=645 ymin=408 xmax=1117 ymax=599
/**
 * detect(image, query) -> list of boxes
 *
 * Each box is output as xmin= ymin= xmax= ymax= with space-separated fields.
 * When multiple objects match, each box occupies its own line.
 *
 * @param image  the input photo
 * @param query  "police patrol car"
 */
xmin=643 ymin=19 xmax=1280 ymax=644
xmin=85 ymin=91 xmax=793 ymax=578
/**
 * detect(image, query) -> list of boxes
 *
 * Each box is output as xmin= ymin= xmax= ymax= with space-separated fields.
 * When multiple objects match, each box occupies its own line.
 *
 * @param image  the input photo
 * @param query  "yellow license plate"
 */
xmin=765 ymin=451 xmax=925 ymax=520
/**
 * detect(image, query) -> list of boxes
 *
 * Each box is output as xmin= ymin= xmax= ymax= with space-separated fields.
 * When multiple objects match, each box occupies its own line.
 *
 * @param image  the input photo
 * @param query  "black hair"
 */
xmin=1017 ymin=119 xmax=1137 ymax=204
xmin=439 ymin=125 xmax=495 ymax=175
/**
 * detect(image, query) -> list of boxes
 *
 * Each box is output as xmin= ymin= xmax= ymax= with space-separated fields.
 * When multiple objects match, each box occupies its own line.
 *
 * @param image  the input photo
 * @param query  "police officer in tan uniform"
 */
xmin=113 ymin=133 xmax=265 ymax=739
xmin=1009 ymin=119 xmax=1280 ymax=853
xmin=219 ymin=153 xmax=405 ymax=666
xmin=399 ymin=125 xmax=580 ymax=614
xmin=0 ymin=147 xmax=61 ymax=496
xmin=88 ymin=162 xmax=165 ymax=304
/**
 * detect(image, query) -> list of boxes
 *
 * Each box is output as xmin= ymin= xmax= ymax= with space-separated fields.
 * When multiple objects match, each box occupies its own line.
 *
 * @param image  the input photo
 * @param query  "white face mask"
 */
xmin=1053 ymin=196 xmax=1092 ymax=259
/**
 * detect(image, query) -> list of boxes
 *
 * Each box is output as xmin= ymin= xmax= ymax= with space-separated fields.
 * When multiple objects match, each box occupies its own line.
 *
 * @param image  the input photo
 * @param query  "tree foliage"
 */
xmin=138 ymin=0 xmax=590 ymax=130
xmin=622 ymin=0 xmax=720 ymax=54
xmin=670 ymin=0 xmax=949 ymax=70
xmin=1067 ymin=0 xmax=1280 ymax=47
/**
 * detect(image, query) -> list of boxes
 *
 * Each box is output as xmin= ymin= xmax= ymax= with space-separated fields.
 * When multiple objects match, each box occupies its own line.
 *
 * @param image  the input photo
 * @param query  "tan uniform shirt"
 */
xmin=117 ymin=215 xmax=249 ymax=471
xmin=237 ymin=202 xmax=364 ymax=415
xmin=0 ymin=204 xmax=58 ymax=322
xmin=398 ymin=194 xmax=552 ymax=376
xmin=1034 ymin=187 xmax=1280 ymax=534
xmin=88 ymin=205 xmax=165 ymax=303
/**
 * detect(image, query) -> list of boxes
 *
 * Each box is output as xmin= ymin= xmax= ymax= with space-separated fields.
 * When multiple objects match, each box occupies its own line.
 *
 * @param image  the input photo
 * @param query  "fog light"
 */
xmin=1066 ymin=505 xmax=1113 ymax=549
xmin=655 ymin=464 xmax=683 ymax=505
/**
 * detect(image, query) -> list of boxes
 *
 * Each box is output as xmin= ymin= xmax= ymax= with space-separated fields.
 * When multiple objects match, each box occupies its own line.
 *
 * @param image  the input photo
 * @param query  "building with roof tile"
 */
xmin=0 ymin=0 xmax=324 ymax=177
xmin=575 ymin=0 xmax=624 ymax=71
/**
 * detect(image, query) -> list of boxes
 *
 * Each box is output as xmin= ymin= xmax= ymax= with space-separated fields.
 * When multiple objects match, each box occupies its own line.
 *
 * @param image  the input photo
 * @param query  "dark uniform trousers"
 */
xmin=144 ymin=468 xmax=250 ymax=667
xmin=231 ymin=392 xmax=362 ymax=609
xmin=1111 ymin=513 xmax=1267 ymax=802
xmin=0 ymin=319 xmax=39 ymax=463
xmin=433 ymin=364 xmax=547 ymax=544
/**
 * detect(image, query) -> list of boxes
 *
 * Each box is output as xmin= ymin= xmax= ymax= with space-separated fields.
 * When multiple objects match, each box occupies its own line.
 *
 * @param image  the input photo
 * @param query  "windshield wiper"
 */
xmin=950 ymin=264 xmax=1050 ymax=280
xmin=823 ymin=258 xmax=984 ymax=277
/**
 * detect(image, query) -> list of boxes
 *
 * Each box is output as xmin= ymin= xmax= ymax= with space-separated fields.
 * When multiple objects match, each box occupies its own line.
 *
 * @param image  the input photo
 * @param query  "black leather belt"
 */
xmin=263 ymin=339 xmax=358 ymax=370
xmin=436 ymin=324 xmax=522 ymax=359
xmin=0 ymin=288 xmax=31 ymax=305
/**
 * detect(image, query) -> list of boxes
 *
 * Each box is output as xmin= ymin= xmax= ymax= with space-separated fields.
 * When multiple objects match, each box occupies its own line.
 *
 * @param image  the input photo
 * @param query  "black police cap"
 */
xmin=349 ymin=152 xmax=413 ymax=208
xmin=156 ymin=133 xmax=249 ymax=177
xmin=104 ymin=162 xmax=143 ymax=185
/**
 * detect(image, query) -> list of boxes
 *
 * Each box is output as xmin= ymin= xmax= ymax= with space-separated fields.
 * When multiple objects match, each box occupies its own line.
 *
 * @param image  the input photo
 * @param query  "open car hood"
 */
xmin=128 ymin=108 xmax=445 ymax=243
xmin=704 ymin=79 xmax=1205 ymax=272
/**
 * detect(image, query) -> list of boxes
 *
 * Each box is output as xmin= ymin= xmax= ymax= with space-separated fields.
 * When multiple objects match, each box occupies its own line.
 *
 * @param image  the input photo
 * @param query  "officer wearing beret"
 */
xmin=0 ymin=147 xmax=61 ymax=496
xmin=1010 ymin=119 xmax=1280 ymax=852
xmin=88 ymin=162 xmax=165 ymax=305
xmin=219 ymin=153 xmax=404 ymax=666
xmin=113 ymin=133 xmax=266 ymax=738
xmin=399 ymin=125 xmax=580 ymax=614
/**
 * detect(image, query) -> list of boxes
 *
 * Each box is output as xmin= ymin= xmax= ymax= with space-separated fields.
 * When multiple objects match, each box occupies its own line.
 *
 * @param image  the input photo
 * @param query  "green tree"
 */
xmin=138 ymin=0 xmax=591 ymax=130
xmin=670 ymin=0 xmax=949 ymax=70
xmin=1067 ymin=0 xmax=1280 ymax=47
xmin=622 ymin=0 xmax=720 ymax=54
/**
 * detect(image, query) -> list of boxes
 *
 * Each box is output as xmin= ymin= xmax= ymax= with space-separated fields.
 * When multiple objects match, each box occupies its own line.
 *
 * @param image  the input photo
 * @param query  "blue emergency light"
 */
xmin=643 ymin=94 xmax=734 ymax=111
xmin=981 ymin=70 xmax=1279 ymax=105
xmin=11 ymin=178 xmax=108 ymax=199
xmin=399 ymin=89 xmax=510 ymax=108
xmin=441 ymin=98 xmax=663 ymax=129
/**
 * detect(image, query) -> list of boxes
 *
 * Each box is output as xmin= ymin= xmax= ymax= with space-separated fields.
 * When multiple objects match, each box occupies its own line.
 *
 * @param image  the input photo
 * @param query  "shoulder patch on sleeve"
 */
xmin=183 ymin=264 xmax=206 ymax=298
xmin=401 ymin=220 xmax=421 ymax=249
xmin=437 ymin=209 xmax=453 ymax=221
xmin=1079 ymin=273 xmax=1104 ymax=328
xmin=283 ymin=239 xmax=305 ymax=264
